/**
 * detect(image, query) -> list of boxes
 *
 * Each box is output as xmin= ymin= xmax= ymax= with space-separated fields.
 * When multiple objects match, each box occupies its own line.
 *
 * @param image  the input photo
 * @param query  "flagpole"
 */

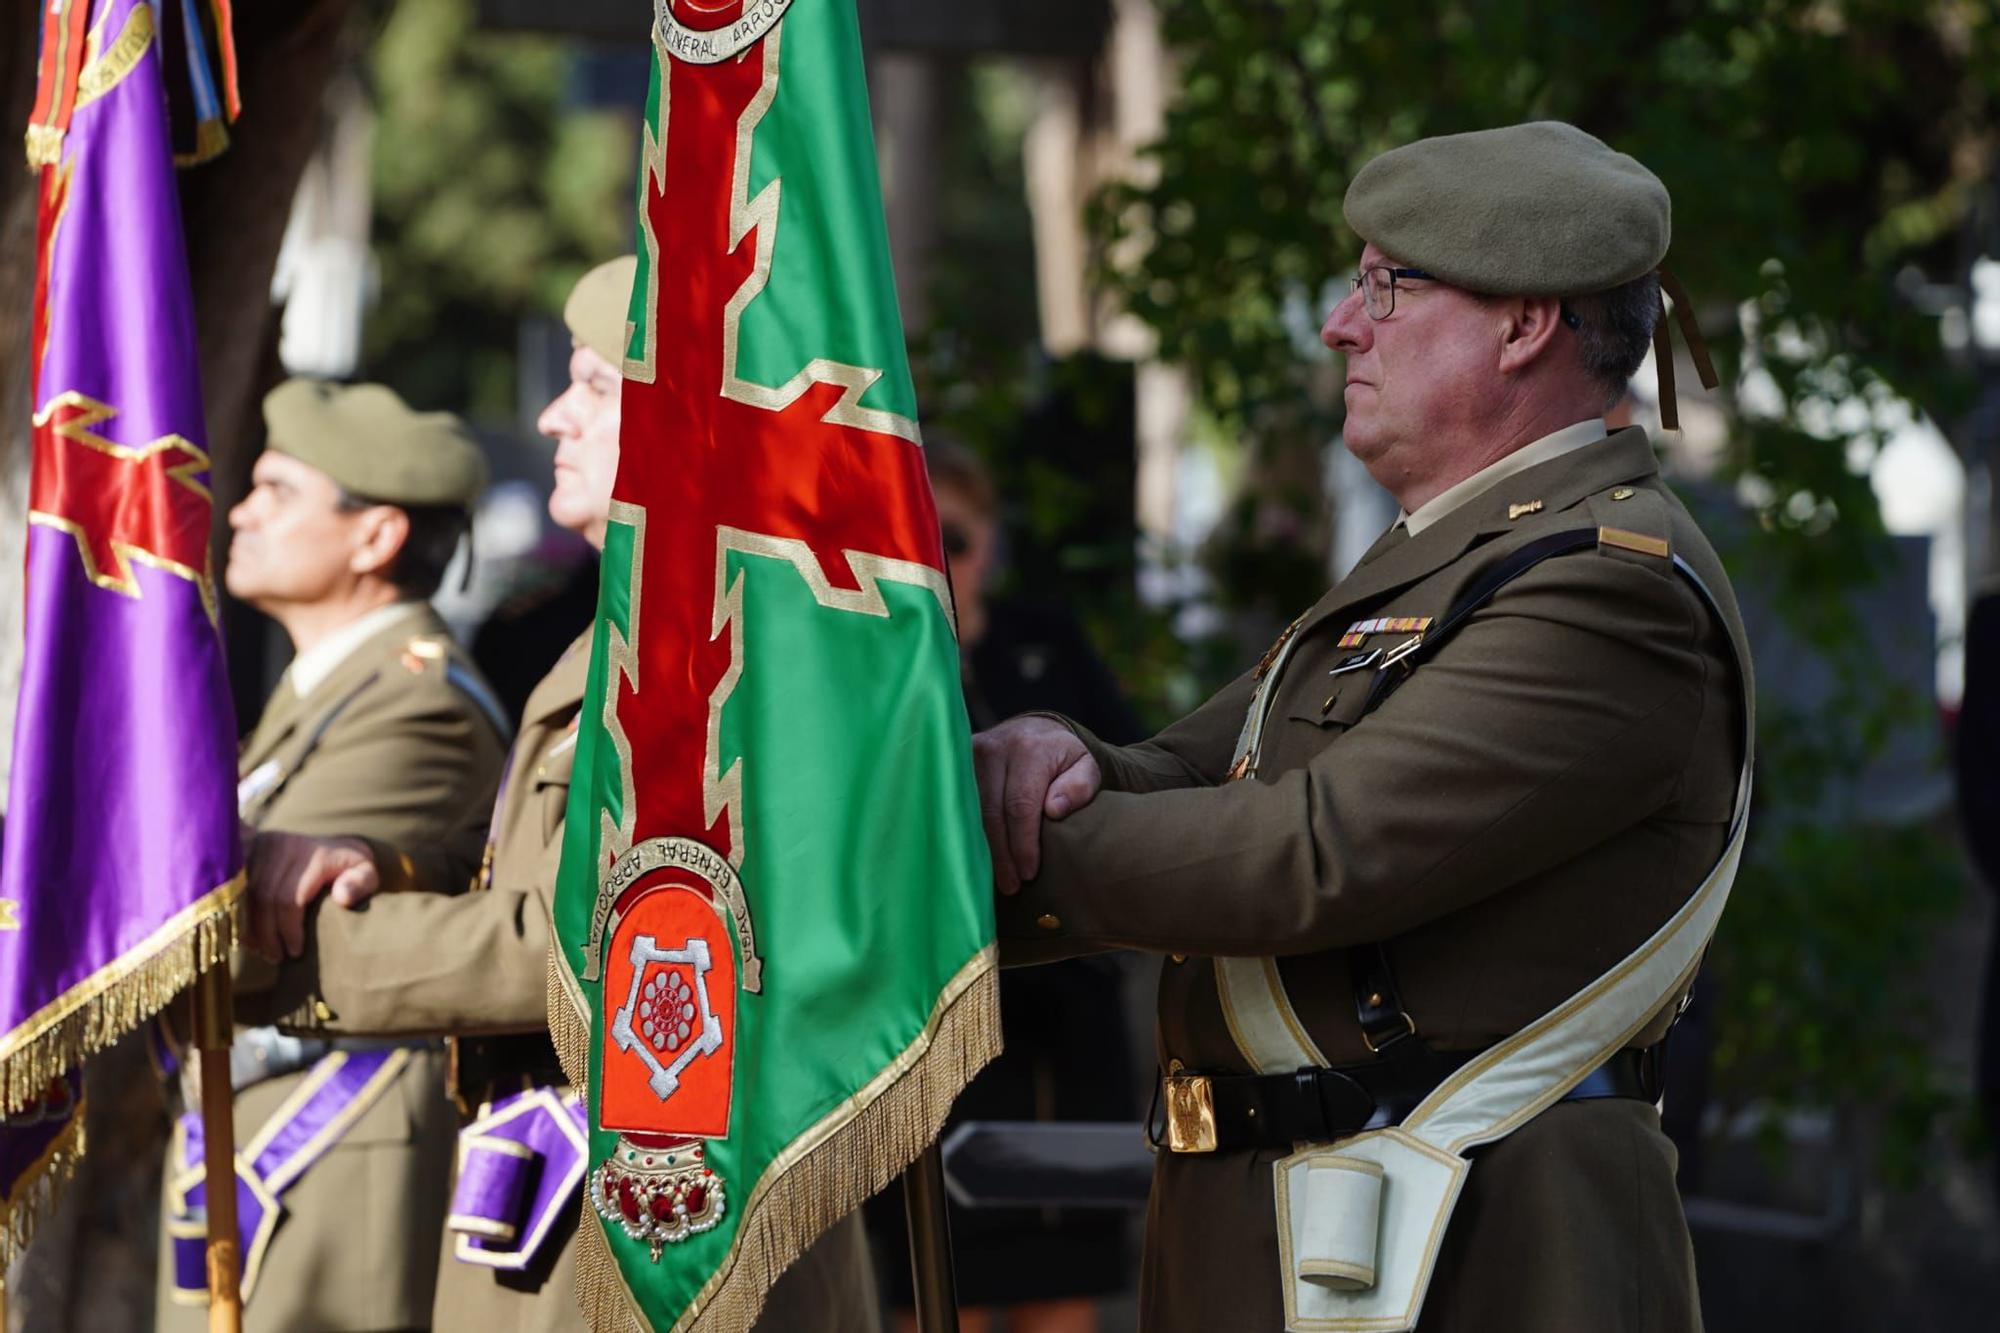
xmin=902 ymin=1142 xmax=960 ymax=1333
xmin=191 ymin=966 xmax=243 ymax=1333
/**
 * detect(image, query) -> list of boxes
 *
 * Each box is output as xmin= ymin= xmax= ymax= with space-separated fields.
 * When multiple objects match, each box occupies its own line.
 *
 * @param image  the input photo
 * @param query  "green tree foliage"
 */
xmin=363 ymin=0 xmax=633 ymax=418
xmin=1091 ymin=0 xmax=1999 ymax=1176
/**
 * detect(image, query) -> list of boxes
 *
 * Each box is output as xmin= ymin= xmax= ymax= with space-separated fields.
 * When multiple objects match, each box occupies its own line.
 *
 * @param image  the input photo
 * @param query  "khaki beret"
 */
xmin=563 ymin=255 xmax=639 ymax=367
xmin=1343 ymin=121 xmax=1670 ymax=297
xmin=263 ymin=379 xmax=487 ymax=509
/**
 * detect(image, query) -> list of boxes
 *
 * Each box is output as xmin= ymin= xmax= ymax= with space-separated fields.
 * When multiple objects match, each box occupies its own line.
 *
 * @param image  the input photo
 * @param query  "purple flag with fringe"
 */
xmin=1 ymin=0 xmax=242 ymax=1263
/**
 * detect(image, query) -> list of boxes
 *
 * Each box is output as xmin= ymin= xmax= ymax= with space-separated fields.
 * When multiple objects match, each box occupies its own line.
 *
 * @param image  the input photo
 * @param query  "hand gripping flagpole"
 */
xmin=191 ymin=966 xmax=243 ymax=1333
xmin=902 ymin=1141 xmax=960 ymax=1333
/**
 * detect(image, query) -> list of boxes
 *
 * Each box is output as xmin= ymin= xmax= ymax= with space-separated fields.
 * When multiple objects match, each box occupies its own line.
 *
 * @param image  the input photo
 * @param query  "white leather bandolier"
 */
xmin=1212 ymin=545 xmax=1752 ymax=1332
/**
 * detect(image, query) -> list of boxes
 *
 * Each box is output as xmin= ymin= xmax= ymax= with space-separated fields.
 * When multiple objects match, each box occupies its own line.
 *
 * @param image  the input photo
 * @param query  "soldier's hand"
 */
xmin=971 ymin=716 xmax=1102 ymax=895
xmin=243 ymin=831 xmax=380 ymax=961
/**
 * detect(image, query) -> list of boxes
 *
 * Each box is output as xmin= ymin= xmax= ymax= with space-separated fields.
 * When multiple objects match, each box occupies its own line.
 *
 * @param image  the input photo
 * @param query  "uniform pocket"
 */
xmin=1288 ymin=669 xmax=1376 ymax=731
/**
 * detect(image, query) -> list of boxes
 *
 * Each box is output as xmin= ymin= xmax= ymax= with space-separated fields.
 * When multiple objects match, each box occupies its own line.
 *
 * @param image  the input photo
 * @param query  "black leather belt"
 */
xmin=1156 ymin=1046 xmax=1656 ymax=1153
xmin=448 ymin=1032 xmax=568 ymax=1110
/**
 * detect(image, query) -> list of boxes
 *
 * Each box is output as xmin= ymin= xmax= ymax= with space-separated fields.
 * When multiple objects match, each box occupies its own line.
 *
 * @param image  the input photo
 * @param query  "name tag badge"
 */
xmin=1328 ymin=649 xmax=1383 ymax=677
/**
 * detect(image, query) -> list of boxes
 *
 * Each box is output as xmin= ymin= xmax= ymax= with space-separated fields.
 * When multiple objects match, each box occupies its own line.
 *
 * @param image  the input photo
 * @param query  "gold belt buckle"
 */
xmin=1163 ymin=1063 xmax=1218 ymax=1153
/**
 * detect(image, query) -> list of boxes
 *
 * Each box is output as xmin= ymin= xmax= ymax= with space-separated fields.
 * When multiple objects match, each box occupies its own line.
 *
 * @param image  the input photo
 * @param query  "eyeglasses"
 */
xmin=1352 ymin=265 xmax=1586 ymax=330
xmin=1352 ymin=265 xmax=1434 ymax=320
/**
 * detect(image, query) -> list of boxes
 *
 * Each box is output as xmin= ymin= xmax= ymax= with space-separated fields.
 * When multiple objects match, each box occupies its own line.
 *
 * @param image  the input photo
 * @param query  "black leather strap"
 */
xmin=1361 ymin=528 xmax=1601 ymax=718
xmin=1351 ymin=942 xmax=1416 ymax=1053
xmin=1179 ymin=1046 xmax=1654 ymax=1153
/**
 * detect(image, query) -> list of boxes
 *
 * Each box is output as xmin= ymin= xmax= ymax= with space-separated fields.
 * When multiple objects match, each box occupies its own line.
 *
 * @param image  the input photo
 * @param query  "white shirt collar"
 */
xmin=285 ymin=601 xmax=427 ymax=699
xmin=1399 ymin=417 xmax=1608 ymax=537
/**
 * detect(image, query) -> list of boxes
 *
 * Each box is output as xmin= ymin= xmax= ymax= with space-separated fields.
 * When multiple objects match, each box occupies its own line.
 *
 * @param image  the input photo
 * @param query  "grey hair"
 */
xmin=1564 ymin=271 xmax=1662 ymax=408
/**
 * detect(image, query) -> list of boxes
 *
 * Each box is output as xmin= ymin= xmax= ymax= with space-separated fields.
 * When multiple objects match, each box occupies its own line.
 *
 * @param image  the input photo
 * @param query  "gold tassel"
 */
xmin=173 ymin=117 xmax=229 ymax=168
xmin=23 ymin=124 xmax=63 ymax=168
xmin=0 ymin=1091 xmax=87 ymax=1270
xmin=0 ymin=875 xmax=243 ymax=1115
xmin=572 ymin=949 xmax=1004 ymax=1332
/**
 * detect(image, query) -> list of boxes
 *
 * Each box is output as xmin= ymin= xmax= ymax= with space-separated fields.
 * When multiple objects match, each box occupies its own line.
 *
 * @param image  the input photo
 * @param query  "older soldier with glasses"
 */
xmin=974 ymin=122 xmax=1749 ymax=1333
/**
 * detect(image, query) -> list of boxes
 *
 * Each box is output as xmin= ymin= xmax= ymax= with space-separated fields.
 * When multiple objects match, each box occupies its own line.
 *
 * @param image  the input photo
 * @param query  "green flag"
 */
xmin=549 ymin=1 xmax=1001 ymax=1327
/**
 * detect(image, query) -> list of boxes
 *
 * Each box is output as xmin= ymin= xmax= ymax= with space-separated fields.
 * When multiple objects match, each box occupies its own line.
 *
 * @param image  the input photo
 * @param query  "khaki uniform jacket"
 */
xmin=159 ymin=605 xmax=507 ymax=1333
xmin=998 ymin=429 xmax=1751 ymax=1332
xmin=266 ymin=633 xmax=880 ymax=1333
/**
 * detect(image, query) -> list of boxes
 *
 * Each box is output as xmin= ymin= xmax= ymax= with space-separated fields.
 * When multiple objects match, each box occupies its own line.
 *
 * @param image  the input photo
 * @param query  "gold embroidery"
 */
xmin=74 ymin=0 xmax=154 ymax=113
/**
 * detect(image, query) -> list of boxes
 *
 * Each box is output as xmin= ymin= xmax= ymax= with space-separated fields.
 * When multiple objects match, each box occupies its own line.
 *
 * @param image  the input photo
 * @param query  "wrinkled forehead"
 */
xmin=569 ymin=340 xmax=621 ymax=390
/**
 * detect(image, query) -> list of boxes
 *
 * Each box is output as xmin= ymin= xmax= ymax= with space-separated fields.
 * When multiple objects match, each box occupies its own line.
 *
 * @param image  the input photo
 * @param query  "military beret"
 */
xmin=263 ymin=379 xmax=487 ymax=509
xmin=563 ymin=255 xmax=640 ymax=367
xmin=1343 ymin=121 xmax=1670 ymax=297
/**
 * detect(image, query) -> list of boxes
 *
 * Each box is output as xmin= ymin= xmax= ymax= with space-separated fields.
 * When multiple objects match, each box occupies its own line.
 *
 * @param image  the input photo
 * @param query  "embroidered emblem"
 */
xmin=0 ymin=899 xmax=19 ymax=931
xmin=654 ymin=0 xmax=795 ymax=66
xmin=591 ymin=835 xmax=745 ymax=1258
xmin=1337 ymin=616 xmax=1431 ymax=649
xmin=1611 ymin=487 xmax=1635 ymax=501
xmin=1507 ymin=500 xmax=1544 ymax=521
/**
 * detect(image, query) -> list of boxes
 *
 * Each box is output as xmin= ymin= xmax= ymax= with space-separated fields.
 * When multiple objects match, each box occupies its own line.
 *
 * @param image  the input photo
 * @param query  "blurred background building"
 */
xmin=4 ymin=0 xmax=2000 ymax=1328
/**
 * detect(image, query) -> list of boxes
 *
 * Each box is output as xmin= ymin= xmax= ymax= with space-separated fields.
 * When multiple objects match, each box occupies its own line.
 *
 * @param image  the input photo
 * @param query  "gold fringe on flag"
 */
xmin=547 ymin=947 xmax=592 ymax=1092
xmin=0 ymin=1094 xmax=86 ymax=1271
xmin=575 ymin=945 xmax=1002 ymax=1333
xmin=0 ymin=874 xmax=242 ymax=1116
xmin=173 ymin=117 xmax=229 ymax=168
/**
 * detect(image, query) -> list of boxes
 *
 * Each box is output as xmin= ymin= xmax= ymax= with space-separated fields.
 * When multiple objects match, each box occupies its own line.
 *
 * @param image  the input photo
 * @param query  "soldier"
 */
xmin=238 ymin=258 xmax=881 ymax=1332
xmin=975 ymin=123 xmax=1753 ymax=1332
xmin=159 ymin=380 xmax=507 ymax=1331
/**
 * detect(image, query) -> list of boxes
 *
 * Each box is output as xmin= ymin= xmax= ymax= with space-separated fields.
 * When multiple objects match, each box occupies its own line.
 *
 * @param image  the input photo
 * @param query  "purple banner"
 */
xmin=448 ymin=1087 xmax=591 ymax=1272
xmin=0 ymin=0 xmax=241 ymax=1132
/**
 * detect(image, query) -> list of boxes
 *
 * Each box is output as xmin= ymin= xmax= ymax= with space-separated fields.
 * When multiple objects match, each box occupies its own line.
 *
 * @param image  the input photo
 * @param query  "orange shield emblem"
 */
xmin=600 ymin=877 xmax=737 ymax=1139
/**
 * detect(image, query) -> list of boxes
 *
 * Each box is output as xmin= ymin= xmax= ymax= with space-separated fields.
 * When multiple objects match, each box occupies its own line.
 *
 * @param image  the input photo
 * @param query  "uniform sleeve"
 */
xmin=1051 ymin=666 xmax=1258 ymax=796
xmin=998 ymin=552 xmax=1730 ymax=958
xmin=260 ymin=850 xmax=557 ymax=1038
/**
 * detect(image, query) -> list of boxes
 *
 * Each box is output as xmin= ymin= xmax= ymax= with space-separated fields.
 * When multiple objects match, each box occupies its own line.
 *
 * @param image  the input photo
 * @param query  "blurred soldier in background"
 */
xmin=236 ymin=258 xmax=881 ymax=1333
xmin=158 ymin=380 xmax=506 ymax=1331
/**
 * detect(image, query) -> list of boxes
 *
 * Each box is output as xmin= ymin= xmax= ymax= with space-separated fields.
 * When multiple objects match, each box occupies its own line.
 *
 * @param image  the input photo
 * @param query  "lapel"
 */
xmin=239 ymin=605 xmax=448 ymax=774
xmin=1297 ymin=428 xmax=1661 ymax=643
xmin=239 ymin=679 xmax=304 ymax=773
xmin=520 ymin=630 xmax=593 ymax=736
